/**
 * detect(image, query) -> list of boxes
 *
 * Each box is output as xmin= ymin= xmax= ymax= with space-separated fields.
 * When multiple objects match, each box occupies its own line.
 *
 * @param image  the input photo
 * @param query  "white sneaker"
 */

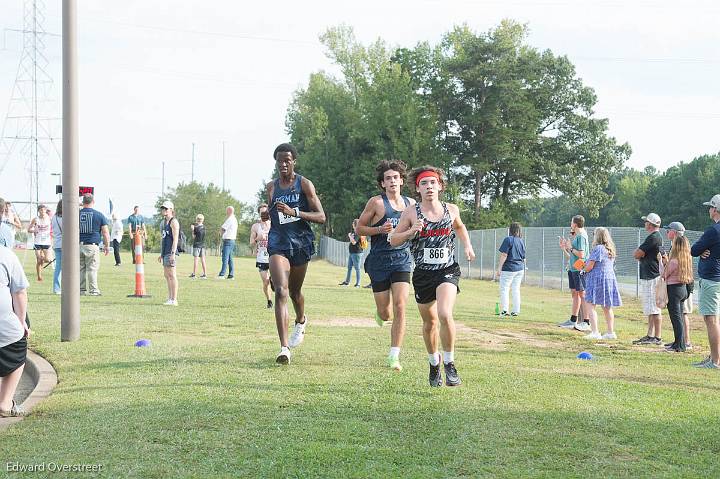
xmin=288 ymin=318 xmax=307 ymax=348
xmin=601 ymin=332 xmax=617 ymax=340
xmin=584 ymin=331 xmax=602 ymax=340
xmin=574 ymin=322 xmax=591 ymax=332
xmin=163 ymin=299 xmax=177 ymax=306
xmin=276 ymin=348 xmax=291 ymax=365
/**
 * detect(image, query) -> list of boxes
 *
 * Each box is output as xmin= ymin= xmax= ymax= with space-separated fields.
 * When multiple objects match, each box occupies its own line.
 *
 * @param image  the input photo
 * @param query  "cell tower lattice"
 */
xmin=0 ymin=0 xmax=61 ymax=212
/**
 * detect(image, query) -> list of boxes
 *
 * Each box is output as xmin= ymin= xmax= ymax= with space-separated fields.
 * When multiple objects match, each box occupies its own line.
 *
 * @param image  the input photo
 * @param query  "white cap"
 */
xmin=160 ymin=200 xmax=174 ymax=210
xmin=641 ymin=213 xmax=661 ymax=227
xmin=702 ymin=194 xmax=720 ymax=209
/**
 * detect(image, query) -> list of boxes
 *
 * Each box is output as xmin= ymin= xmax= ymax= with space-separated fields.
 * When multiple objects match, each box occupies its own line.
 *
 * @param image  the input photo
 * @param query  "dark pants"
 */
xmin=112 ymin=239 xmax=122 ymax=265
xmin=666 ymin=283 xmax=689 ymax=350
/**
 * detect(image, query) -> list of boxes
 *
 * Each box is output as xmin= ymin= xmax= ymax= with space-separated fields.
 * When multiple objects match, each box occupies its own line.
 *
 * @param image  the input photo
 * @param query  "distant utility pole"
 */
xmin=161 ymin=161 xmax=165 ymax=197
xmin=222 ymin=140 xmax=226 ymax=191
xmin=0 ymin=0 xmax=62 ymax=214
xmin=191 ymin=142 xmax=195 ymax=183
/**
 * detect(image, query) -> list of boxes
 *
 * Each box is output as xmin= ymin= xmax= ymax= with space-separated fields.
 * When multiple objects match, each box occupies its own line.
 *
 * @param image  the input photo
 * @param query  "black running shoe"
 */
xmin=443 ymin=362 xmax=462 ymax=387
xmin=429 ymin=363 xmax=443 ymax=387
xmin=267 ymin=300 xmax=273 ymax=309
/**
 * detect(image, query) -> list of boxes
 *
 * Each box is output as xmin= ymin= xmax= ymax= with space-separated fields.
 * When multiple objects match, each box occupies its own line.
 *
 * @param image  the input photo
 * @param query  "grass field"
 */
xmin=3 ymin=251 xmax=719 ymax=478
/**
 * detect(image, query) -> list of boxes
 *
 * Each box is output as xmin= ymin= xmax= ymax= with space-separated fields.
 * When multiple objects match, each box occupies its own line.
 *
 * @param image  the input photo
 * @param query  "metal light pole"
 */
xmin=61 ymin=0 xmax=79 ymax=341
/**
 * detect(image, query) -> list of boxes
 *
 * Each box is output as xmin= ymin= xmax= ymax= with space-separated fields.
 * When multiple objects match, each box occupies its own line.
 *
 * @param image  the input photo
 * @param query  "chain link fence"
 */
xmin=319 ymin=227 xmax=705 ymax=298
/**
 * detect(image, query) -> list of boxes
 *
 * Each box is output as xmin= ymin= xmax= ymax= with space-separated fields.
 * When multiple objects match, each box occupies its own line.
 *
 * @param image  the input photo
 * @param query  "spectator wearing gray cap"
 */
xmin=662 ymin=221 xmax=694 ymax=349
xmin=689 ymin=194 xmax=720 ymax=369
xmin=79 ymin=194 xmax=110 ymax=296
xmin=632 ymin=213 xmax=664 ymax=345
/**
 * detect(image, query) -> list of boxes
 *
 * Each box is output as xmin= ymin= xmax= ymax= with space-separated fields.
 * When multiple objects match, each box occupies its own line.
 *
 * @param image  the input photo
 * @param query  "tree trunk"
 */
xmin=473 ymin=170 xmax=482 ymax=214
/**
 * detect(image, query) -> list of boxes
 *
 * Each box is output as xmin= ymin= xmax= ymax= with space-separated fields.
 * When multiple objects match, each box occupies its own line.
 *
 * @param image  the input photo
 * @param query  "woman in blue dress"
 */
xmin=582 ymin=227 xmax=622 ymax=340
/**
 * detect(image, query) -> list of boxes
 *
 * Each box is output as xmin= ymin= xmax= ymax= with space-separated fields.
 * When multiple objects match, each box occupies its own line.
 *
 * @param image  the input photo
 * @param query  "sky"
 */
xmin=1 ymin=0 xmax=718 ymax=220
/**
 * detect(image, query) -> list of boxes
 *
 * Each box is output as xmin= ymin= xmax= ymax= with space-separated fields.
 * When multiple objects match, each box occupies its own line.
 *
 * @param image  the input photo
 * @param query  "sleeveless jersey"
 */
xmin=364 ymin=194 xmax=413 ymax=275
xmin=369 ymin=194 xmax=411 ymax=254
xmin=161 ymin=218 xmax=176 ymax=256
xmin=268 ymin=174 xmax=315 ymax=254
xmin=254 ymin=221 xmax=270 ymax=263
xmin=412 ymin=202 xmax=456 ymax=271
xmin=33 ymin=216 xmax=52 ymax=246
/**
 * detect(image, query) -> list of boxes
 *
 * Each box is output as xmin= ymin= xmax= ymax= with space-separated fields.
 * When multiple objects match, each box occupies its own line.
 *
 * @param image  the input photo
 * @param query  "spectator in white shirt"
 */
xmin=219 ymin=206 xmax=238 ymax=279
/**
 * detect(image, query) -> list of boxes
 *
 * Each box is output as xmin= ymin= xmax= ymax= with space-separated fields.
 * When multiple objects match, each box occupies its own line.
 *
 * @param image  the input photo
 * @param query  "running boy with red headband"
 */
xmin=390 ymin=166 xmax=475 ymax=387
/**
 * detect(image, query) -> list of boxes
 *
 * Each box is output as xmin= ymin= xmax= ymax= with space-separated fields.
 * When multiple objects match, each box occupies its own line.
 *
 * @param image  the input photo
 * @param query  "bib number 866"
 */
xmin=423 ymin=247 xmax=448 ymax=264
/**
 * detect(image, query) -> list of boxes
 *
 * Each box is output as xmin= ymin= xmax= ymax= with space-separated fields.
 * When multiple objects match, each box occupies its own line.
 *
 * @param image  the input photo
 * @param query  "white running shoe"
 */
xmin=163 ymin=299 xmax=177 ymax=306
xmin=276 ymin=348 xmax=291 ymax=365
xmin=574 ymin=322 xmax=591 ymax=332
xmin=288 ymin=318 xmax=307 ymax=348
xmin=601 ymin=332 xmax=617 ymax=340
xmin=584 ymin=331 xmax=602 ymax=340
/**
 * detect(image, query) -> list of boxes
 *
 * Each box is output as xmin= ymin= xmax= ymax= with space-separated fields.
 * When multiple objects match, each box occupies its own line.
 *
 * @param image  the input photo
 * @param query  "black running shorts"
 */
xmin=412 ymin=263 xmax=461 ymax=304
xmin=371 ymin=271 xmax=411 ymax=293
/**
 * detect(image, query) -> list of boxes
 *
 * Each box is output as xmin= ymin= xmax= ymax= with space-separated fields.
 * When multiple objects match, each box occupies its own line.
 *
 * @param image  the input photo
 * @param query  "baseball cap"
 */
xmin=702 ymin=194 xmax=720 ymax=209
xmin=160 ymin=200 xmax=174 ymax=210
xmin=666 ymin=221 xmax=685 ymax=235
xmin=641 ymin=213 xmax=661 ymax=226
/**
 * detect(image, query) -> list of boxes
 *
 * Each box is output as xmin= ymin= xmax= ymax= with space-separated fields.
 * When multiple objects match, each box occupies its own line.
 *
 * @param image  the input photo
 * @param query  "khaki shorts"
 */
xmin=682 ymin=292 xmax=693 ymax=314
xmin=640 ymin=277 xmax=661 ymax=315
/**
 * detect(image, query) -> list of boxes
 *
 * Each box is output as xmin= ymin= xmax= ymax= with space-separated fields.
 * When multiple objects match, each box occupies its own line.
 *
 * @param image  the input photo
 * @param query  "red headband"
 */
xmin=416 ymin=170 xmax=440 ymax=187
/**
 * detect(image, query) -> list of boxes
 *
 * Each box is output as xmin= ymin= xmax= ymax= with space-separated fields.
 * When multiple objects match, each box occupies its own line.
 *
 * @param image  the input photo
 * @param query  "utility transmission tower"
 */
xmin=0 ymin=0 xmax=61 ymax=215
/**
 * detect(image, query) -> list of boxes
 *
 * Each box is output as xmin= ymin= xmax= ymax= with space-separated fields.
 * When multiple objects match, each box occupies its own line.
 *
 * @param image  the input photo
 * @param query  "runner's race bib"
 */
xmin=278 ymin=211 xmax=301 ymax=225
xmin=257 ymin=249 xmax=269 ymax=261
xmin=423 ymin=247 xmax=449 ymax=265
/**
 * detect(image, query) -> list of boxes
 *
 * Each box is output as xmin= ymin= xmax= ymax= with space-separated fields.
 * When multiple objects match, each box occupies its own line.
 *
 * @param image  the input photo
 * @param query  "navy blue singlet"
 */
xmin=364 ymin=194 xmax=412 ymax=274
xmin=268 ymin=174 xmax=315 ymax=256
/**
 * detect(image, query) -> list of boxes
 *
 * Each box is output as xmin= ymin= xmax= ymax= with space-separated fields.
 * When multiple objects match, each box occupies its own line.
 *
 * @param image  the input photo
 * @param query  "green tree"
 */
xmin=395 ymin=21 xmax=630 ymax=219
xmin=645 ymin=153 xmax=720 ymax=231
xmin=155 ymin=182 xmax=254 ymax=253
xmin=284 ymin=26 xmax=443 ymax=238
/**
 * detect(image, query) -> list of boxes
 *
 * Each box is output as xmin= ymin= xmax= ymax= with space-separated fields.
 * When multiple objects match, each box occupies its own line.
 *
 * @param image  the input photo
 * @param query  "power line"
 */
xmin=48 ymin=13 xmax=321 ymax=47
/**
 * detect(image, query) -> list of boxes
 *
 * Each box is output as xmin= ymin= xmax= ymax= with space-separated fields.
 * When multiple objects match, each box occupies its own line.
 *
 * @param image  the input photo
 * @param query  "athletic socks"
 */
xmin=443 ymin=351 xmax=454 ymax=365
xmin=570 ymin=315 xmax=578 ymax=323
xmin=428 ymin=352 xmax=440 ymax=366
xmin=389 ymin=347 xmax=400 ymax=359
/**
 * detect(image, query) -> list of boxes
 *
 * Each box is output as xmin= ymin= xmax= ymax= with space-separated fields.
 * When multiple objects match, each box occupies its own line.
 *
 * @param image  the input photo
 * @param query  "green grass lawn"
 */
xmin=3 ymin=251 xmax=719 ymax=478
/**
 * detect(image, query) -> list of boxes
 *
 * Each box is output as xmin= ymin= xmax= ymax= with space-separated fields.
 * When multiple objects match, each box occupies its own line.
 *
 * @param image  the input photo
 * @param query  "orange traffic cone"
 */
xmin=128 ymin=231 xmax=151 ymax=298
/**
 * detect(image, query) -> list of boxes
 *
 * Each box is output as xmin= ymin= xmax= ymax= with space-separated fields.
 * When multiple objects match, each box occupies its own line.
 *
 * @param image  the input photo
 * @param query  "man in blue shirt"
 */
xmin=79 ymin=194 xmax=110 ymax=296
xmin=690 ymin=194 xmax=720 ymax=369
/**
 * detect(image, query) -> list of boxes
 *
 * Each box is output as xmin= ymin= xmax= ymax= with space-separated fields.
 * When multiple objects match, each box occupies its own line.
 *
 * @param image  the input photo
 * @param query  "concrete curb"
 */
xmin=0 ymin=349 xmax=58 ymax=431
